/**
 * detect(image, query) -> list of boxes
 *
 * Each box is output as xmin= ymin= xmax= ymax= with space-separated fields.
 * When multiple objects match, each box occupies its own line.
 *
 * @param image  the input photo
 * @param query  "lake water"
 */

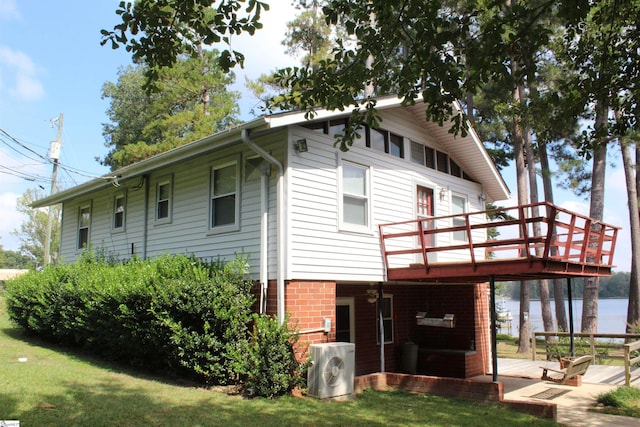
xmin=500 ymin=298 xmax=630 ymax=336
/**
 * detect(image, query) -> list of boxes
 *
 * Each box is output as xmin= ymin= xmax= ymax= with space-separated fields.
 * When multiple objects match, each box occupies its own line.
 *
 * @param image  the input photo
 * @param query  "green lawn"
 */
xmin=0 ymin=293 xmax=558 ymax=426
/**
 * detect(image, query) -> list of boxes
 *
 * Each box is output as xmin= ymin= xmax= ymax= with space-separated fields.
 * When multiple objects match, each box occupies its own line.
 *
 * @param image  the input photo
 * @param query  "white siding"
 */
xmin=58 ymin=111 xmax=491 ymax=284
xmin=58 ymin=132 xmax=286 ymax=282
xmin=286 ymin=113 xmax=484 ymax=282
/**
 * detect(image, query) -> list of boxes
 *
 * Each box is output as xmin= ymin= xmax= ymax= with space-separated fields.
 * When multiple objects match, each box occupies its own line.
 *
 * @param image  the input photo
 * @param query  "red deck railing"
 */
xmin=378 ymin=202 xmax=620 ymax=282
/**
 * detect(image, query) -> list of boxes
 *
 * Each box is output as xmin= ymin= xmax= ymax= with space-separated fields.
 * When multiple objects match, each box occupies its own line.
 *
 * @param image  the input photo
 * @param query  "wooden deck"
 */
xmin=494 ymin=358 xmax=640 ymax=386
xmin=379 ymin=202 xmax=620 ymax=283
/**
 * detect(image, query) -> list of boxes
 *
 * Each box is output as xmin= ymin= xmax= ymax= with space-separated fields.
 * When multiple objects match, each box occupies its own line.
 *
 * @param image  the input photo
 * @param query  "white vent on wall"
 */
xmin=307 ymin=342 xmax=355 ymax=399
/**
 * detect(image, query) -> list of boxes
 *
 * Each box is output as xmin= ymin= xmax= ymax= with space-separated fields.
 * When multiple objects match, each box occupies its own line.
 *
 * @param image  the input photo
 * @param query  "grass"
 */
xmin=596 ymin=387 xmax=640 ymax=418
xmin=0 ymin=293 xmax=559 ymax=427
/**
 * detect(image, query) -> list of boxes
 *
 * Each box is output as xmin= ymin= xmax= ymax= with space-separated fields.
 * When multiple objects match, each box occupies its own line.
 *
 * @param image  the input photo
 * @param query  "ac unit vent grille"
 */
xmin=308 ymin=342 xmax=355 ymax=399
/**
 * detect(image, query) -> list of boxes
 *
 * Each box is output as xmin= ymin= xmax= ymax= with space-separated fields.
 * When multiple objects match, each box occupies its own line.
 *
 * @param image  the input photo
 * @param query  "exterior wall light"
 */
xmin=294 ymin=138 xmax=308 ymax=153
xmin=439 ymin=187 xmax=448 ymax=201
xmin=367 ymin=288 xmax=378 ymax=304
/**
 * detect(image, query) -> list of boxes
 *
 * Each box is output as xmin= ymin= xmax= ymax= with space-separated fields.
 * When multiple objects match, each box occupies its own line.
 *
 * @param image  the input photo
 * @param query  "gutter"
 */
xmin=31 ymin=119 xmax=270 ymax=209
xmin=240 ymin=129 xmax=286 ymax=325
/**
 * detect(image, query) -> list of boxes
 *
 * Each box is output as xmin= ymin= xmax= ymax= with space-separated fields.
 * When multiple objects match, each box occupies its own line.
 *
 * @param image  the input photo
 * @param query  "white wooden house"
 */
xmin=34 ymin=96 xmax=511 ymax=378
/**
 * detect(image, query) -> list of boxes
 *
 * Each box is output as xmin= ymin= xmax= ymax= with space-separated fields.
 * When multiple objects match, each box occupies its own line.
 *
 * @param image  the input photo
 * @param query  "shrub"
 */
xmin=4 ymin=252 xmax=256 ymax=384
xmin=597 ymin=386 xmax=640 ymax=417
xmin=231 ymin=314 xmax=306 ymax=398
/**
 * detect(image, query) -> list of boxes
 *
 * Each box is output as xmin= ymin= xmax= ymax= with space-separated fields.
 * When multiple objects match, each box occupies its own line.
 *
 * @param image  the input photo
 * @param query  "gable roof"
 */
xmin=32 ymin=96 xmax=510 ymax=208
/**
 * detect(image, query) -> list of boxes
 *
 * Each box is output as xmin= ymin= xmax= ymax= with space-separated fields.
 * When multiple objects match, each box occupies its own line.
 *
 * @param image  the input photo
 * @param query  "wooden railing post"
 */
xmin=590 ymin=334 xmax=596 ymax=359
xmin=532 ymin=332 xmax=537 ymax=361
xmin=624 ymin=344 xmax=631 ymax=387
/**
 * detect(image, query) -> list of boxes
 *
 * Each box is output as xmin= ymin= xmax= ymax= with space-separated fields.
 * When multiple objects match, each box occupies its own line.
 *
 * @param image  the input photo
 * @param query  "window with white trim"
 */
xmin=417 ymin=185 xmax=435 ymax=247
xmin=210 ymin=160 xmax=239 ymax=230
xmin=452 ymin=194 xmax=468 ymax=241
xmin=376 ymin=295 xmax=394 ymax=344
xmin=367 ymin=128 xmax=404 ymax=158
xmin=113 ymin=193 xmax=126 ymax=230
xmin=340 ymin=160 xmax=370 ymax=230
xmin=436 ymin=150 xmax=449 ymax=173
xmin=156 ymin=178 xmax=172 ymax=222
xmin=77 ymin=204 xmax=91 ymax=249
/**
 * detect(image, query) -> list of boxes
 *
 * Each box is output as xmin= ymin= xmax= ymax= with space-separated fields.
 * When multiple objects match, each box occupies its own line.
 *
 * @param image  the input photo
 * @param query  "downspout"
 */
xmin=142 ymin=174 xmax=149 ymax=259
xmin=241 ymin=129 xmax=286 ymax=324
xmin=259 ymin=172 xmax=269 ymax=314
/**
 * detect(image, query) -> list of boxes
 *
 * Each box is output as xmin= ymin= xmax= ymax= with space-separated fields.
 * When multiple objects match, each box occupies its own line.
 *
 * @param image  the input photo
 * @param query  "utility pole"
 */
xmin=43 ymin=113 xmax=63 ymax=266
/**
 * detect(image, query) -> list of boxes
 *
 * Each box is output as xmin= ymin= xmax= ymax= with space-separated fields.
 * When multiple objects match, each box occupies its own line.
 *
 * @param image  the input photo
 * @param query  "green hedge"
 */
xmin=4 ymin=253 xmax=258 ymax=385
xmin=231 ymin=314 xmax=307 ymax=397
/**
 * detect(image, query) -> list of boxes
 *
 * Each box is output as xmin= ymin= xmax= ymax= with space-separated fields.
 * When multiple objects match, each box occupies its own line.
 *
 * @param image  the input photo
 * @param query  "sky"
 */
xmin=0 ymin=0 xmax=632 ymax=272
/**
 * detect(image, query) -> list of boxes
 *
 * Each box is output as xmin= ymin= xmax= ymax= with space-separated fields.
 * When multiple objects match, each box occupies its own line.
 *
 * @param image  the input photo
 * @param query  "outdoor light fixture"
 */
xmin=478 ymin=193 xmax=487 ymax=203
xmin=294 ymin=138 xmax=308 ymax=153
xmin=439 ymin=187 xmax=448 ymax=201
xmin=366 ymin=288 xmax=378 ymax=304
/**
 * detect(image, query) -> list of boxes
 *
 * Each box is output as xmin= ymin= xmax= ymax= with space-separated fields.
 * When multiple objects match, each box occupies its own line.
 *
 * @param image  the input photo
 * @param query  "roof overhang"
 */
xmin=32 ymin=118 xmax=271 ymax=208
xmin=266 ymin=95 xmax=510 ymax=202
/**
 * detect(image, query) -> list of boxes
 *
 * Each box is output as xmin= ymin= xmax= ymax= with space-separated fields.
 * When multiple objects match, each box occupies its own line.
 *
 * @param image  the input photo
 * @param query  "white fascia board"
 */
xmin=265 ymin=95 xmax=405 ymax=129
xmin=31 ymin=118 xmax=270 ymax=208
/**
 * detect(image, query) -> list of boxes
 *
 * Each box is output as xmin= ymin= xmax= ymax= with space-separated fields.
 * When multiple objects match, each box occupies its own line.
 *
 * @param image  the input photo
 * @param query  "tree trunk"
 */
xmin=515 ymin=143 xmax=530 ymax=353
xmin=512 ymin=77 xmax=530 ymax=354
xmin=622 ymin=139 xmax=640 ymax=331
xmin=539 ymin=139 xmax=569 ymax=332
xmin=581 ymin=103 xmax=608 ymax=333
xmin=523 ymin=132 xmax=554 ymax=334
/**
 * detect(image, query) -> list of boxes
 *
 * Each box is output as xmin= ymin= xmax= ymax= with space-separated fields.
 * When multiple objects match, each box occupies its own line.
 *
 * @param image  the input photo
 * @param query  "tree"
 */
xmin=621 ymin=138 xmax=640 ymax=330
xmin=245 ymin=0 xmax=347 ymax=113
xmin=100 ymin=51 xmax=241 ymax=169
xmin=10 ymin=189 xmax=60 ymax=267
xmin=551 ymin=0 xmax=640 ymax=332
xmin=284 ymin=1 xmax=334 ymax=69
xmin=0 ymin=245 xmax=34 ymax=269
xmin=101 ymin=0 xmax=269 ymax=91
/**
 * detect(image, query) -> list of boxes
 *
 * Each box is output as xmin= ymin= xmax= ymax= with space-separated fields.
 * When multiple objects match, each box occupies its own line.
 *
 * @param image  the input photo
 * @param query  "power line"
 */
xmin=0 ymin=128 xmax=49 ymax=163
xmin=0 ymin=164 xmax=50 ymax=188
xmin=1 ymin=125 xmax=109 ymax=185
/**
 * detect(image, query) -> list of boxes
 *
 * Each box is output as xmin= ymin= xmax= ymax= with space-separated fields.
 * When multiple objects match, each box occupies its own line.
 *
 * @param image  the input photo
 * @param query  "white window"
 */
xmin=410 ymin=141 xmax=425 ymax=165
xmin=367 ymin=128 xmax=404 ymax=158
xmin=210 ymin=160 xmax=239 ymax=231
xmin=77 ymin=204 xmax=91 ymax=250
xmin=113 ymin=193 xmax=126 ymax=230
xmin=376 ymin=295 xmax=394 ymax=344
xmin=340 ymin=160 xmax=370 ymax=231
xmin=452 ymin=194 xmax=468 ymax=241
xmin=368 ymin=127 xmax=386 ymax=152
xmin=156 ymin=178 xmax=172 ymax=222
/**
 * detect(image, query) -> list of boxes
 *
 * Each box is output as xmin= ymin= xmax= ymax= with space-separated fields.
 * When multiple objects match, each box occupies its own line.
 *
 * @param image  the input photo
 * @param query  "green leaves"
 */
xmin=4 ymin=253 xmax=257 ymax=385
xmin=101 ymin=0 xmax=269 ymax=85
xmin=230 ymin=314 xmax=304 ymax=398
xmin=100 ymin=51 xmax=240 ymax=170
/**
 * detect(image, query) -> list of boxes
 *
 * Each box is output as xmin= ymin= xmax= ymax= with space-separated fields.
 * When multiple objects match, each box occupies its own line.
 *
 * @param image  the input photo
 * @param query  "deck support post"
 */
xmin=490 ymin=275 xmax=498 ymax=382
xmin=378 ymin=281 xmax=385 ymax=373
xmin=567 ymin=278 xmax=575 ymax=357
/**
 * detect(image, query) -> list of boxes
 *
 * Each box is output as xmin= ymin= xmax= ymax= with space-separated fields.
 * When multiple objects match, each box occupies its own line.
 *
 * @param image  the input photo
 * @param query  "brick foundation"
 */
xmin=355 ymin=373 xmax=503 ymax=402
xmin=354 ymin=373 xmax=557 ymax=420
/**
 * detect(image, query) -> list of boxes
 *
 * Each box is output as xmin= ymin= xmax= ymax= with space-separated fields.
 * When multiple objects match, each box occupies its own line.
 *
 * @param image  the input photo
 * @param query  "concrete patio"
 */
xmin=479 ymin=358 xmax=640 ymax=426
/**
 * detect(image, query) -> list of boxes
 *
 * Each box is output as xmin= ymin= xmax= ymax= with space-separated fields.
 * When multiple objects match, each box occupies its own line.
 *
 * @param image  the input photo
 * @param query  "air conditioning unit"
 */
xmin=308 ymin=342 xmax=355 ymax=399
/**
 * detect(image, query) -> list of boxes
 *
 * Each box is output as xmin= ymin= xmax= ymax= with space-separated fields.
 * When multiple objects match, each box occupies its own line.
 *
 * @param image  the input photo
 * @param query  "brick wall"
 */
xmin=354 ymin=373 xmax=503 ymax=402
xmin=265 ymin=280 xmax=490 ymax=379
xmin=337 ymin=283 xmax=489 ymax=378
xmin=354 ymin=373 xmax=557 ymax=420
